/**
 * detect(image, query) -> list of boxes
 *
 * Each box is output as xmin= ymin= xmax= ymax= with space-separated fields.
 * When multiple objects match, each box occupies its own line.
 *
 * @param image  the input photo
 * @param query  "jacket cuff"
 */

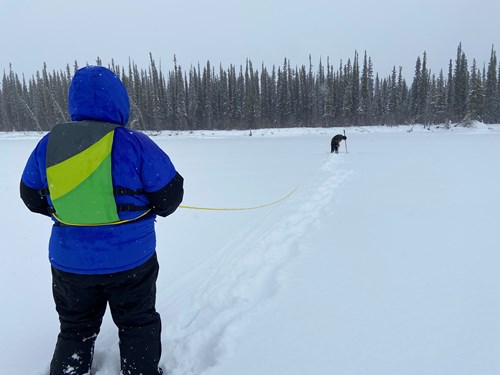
xmin=20 ymin=181 xmax=51 ymax=217
xmin=146 ymin=172 xmax=184 ymax=217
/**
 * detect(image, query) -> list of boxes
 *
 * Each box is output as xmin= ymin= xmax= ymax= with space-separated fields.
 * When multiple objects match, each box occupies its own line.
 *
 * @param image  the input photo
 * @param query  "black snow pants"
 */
xmin=49 ymin=253 xmax=163 ymax=375
xmin=331 ymin=140 xmax=340 ymax=154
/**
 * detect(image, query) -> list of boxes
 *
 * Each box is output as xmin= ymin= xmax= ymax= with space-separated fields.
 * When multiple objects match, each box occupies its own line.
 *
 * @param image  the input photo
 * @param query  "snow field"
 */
xmin=1 ymin=124 xmax=500 ymax=374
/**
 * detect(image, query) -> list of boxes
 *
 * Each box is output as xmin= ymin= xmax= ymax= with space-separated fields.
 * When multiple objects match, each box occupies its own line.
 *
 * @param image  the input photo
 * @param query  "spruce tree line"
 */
xmin=1 ymin=44 xmax=499 ymax=132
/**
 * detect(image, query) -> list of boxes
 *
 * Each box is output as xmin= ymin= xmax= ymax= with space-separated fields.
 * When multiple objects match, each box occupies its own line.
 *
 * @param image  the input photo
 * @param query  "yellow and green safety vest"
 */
xmin=46 ymin=122 xmax=149 ymax=226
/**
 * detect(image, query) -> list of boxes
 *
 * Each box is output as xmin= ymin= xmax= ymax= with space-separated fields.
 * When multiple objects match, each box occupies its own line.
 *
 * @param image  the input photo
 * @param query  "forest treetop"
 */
xmin=1 ymin=43 xmax=499 ymax=132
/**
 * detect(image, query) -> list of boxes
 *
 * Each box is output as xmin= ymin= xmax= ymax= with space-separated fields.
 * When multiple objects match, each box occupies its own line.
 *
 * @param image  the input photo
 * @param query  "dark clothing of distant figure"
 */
xmin=331 ymin=134 xmax=347 ymax=153
xmin=20 ymin=66 xmax=184 ymax=375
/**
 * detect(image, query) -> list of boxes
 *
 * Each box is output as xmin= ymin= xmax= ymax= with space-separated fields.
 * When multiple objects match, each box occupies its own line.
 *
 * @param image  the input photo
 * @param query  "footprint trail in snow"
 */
xmin=156 ymin=154 xmax=351 ymax=375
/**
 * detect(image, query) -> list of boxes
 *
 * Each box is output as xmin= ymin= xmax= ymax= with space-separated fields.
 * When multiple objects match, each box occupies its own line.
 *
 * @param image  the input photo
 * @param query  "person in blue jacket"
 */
xmin=20 ymin=65 xmax=183 ymax=375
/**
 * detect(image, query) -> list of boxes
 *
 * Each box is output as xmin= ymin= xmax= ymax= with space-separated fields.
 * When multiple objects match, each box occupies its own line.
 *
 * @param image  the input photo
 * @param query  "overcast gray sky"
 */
xmin=1 ymin=0 xmax=499 ymax=81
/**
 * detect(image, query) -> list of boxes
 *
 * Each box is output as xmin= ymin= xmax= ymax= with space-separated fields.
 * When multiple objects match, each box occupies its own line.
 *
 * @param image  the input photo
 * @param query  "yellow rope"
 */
xmin=179 ymin=186 xmax=298 ymax=211
xmin=53 ymin=188 xmax=298 ymax=222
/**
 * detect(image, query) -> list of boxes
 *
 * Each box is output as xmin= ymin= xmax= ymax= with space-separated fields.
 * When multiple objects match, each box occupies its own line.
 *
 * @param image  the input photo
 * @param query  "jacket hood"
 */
xmin=68 ymin=66 xmax=130 ymax=126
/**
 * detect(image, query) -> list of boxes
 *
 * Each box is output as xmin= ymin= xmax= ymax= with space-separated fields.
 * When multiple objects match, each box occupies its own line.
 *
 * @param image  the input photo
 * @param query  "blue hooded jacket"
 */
xmin=21 ymin=66 xmax=179 ymax=274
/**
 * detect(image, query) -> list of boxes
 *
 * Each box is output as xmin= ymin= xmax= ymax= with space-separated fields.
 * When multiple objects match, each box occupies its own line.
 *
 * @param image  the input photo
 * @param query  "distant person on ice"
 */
xmin=20 ymin=66 xmax=184 ymax=375
xmin=331 ymin=134 xmax=347 ymax=153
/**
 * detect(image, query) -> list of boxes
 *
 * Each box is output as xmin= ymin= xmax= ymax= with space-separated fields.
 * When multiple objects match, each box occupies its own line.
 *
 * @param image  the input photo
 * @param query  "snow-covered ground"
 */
xmin=2 ymin=124 xmax=500 ymax=375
